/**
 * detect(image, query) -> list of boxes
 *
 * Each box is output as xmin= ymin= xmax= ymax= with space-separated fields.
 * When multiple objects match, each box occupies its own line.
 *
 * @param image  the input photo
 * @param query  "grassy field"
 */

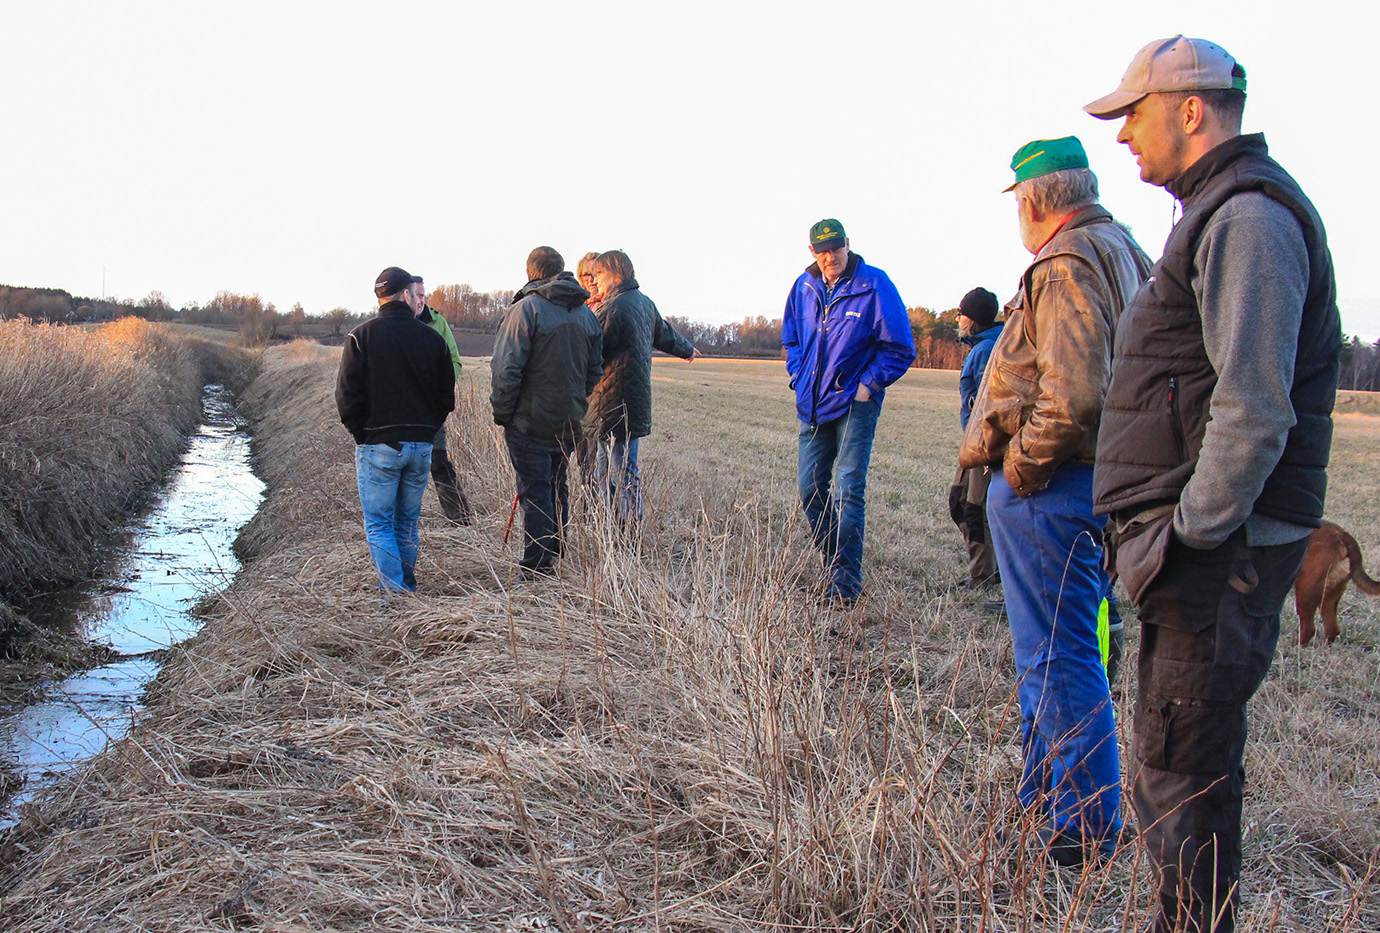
xmin=0 ymin=350 xmax=1376 ymax=931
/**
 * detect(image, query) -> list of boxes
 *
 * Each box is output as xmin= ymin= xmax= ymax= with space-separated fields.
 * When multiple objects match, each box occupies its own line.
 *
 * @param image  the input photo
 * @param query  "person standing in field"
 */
xmin=573 ymin=251 xmax=605 ymax=477
xmin=585 ymin=249 xmax=698 ymax=521
xmin=1085 ymin=37 xmax=1341 ymax=932
xmin=490 ymin=247 xmax=604 ymax=576
xmin=576 ymin=252 xmax=604 ymax=311
xmin=412 ymin=274 xmax=473 ymax=525
xmin=336 ymin=266 xmax=455 ymax=594
xmin=783 ymin=219 xmax=916 ymax=606
xmin=959 ymin=138 xmax=1151 ymax=867
xmin=948 ymin=286 xmax=1004 ymax=596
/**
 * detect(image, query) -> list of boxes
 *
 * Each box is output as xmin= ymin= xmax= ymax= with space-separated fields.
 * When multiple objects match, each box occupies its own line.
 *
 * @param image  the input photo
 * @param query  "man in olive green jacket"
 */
xmin=412 ymin=275 xmax=472 ymax=525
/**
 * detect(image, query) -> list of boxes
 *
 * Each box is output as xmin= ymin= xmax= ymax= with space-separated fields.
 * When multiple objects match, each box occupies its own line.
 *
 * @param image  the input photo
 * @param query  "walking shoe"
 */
xmin=982 ymin=598 xmax=1007 ymax=615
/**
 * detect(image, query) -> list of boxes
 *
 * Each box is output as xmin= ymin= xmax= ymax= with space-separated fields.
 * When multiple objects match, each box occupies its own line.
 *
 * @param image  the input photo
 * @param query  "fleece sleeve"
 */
xmin=1174 ymin=193 xmax=1308 ymax=548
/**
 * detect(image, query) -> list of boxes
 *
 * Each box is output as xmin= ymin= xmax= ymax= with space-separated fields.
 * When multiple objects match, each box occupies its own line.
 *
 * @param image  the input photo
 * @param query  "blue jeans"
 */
xmin=595 ymin=435 xmax=641 ymax=521
xmin=797 ymin=398 xmax=880 ymax=599
xmin=504 ymin=427 xmax=572 ymax=572
xmin=987 ymin=462 xmax=1121 ymax=842
xmin=355 ymin=442 xmax=431 ymax=592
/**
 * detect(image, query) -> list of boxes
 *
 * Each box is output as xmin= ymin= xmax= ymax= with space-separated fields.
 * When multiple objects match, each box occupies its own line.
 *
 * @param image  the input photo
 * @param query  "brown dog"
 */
xmin=1294 ymin=521 xmax=1380 ymax=645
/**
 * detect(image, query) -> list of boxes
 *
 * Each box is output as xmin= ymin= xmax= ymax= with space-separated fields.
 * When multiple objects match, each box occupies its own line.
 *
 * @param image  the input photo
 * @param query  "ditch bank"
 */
xmin=0 ymin=319 xmax=258 ymax=685
xmin=0 ymin=385 xmax=264 ymax=824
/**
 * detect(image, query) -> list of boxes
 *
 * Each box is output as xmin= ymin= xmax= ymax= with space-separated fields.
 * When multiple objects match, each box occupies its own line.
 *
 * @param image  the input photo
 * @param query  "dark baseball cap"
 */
xmin=809 ymin=218 xmax=847 ymax=253
xmin=374 ymin=266 xmax=414 ymax=298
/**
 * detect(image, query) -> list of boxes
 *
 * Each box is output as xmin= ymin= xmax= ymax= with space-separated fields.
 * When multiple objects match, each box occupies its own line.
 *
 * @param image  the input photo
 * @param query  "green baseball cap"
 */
xmin=1003 ymin=136 xmax=1089 ymax=192
xmin=809 ymin=218 xmax=847 ymax=252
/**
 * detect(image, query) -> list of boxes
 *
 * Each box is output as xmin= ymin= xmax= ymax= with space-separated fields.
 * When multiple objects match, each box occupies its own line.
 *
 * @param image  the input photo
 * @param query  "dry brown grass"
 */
xmin=0 ymin=319 xmax=258 ymax=677
xmin=0 ymin=352 xmax=1375 ymax=932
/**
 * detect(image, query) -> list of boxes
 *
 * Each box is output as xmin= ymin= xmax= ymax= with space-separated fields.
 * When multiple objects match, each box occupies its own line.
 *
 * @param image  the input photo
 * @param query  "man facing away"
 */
xmin=490 ymin=247 xmax=603 ymax=576
xmin=412 ymin=274 xmax=473 ymax=525
xmin=783 ymin=219 xmax=916 ymax=606
xmin=336 ymin=266 xmax=455 ymax=594
xmin=960 ymin=137 xmax=1152 ymax=867
xmin=949 ymin=286 xmax=1004 ymax=595
xmin=1085 ymin=36 xmax=1341 ymax=932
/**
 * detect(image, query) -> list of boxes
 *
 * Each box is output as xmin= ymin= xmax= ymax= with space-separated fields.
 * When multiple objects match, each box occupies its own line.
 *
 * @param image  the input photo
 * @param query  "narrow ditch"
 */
xmin=0 ymin=385 xmax=264 ymax=827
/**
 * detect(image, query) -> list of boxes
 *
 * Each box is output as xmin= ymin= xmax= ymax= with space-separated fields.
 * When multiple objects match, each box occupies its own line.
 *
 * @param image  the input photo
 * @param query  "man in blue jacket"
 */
xmin=950 ymin=287 xmax=1004 ymax=592
xmin=783 ymin=219 xmax=916 ymax=605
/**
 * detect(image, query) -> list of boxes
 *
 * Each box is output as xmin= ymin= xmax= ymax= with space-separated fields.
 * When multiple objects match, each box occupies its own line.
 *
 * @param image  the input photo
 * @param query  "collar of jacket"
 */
xmin=960 ymin=322 xmax=1003 ymax=347
xmin=418 ymin=305 xmax=437 ymax=323
xmin=603 ymin=277 xmax=640 ymax=301
xmin=805 ymin=250 xmax=862 ymax=283
xmin=378 ymin=300 xmax=413 ymax=318
xmin=1166 ymin=133 xmax=1268 ymax=204
xmin=1031 ymin=204 xmax=1114 ymax=261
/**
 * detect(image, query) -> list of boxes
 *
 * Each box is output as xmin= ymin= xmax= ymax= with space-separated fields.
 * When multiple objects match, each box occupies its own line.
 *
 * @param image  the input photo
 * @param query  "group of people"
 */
xmin=334 ymin=35 xmax=1341 ymax=933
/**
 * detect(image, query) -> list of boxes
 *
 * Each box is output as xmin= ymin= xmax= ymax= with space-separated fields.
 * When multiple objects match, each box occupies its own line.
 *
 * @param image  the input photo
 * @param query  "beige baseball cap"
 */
xmin=1084 ymin=35 xmax=1246 ymax=120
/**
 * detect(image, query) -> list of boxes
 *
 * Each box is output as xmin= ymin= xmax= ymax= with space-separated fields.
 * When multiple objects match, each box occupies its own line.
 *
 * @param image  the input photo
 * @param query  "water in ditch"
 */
xmin=0 ymin=385 xmax=264 ymax=828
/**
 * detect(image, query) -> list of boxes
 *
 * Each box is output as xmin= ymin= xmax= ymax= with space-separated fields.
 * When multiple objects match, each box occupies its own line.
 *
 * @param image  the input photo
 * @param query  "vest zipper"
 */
xmin=1168 ymin=375 xmax=1186 ymax=460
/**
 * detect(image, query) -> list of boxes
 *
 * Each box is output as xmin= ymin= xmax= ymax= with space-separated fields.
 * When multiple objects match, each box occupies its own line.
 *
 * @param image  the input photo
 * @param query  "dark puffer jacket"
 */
xmin=336 ymin=301 xmax=456 ymax=445
xmin=490 ymin=272 xmax=603 ymax=446
xmin=585 ymin=278 xmax=694 ymax=440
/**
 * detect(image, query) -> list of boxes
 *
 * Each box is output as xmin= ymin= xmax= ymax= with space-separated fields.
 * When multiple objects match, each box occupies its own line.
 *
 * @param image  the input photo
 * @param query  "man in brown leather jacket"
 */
xmin=960 ymin=136 xmax=1152 ymax=868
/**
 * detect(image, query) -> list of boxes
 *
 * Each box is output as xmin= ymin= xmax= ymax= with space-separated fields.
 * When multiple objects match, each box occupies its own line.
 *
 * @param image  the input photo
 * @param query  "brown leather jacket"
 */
xmin=959 ymin=205 xmax=1151 ymax=497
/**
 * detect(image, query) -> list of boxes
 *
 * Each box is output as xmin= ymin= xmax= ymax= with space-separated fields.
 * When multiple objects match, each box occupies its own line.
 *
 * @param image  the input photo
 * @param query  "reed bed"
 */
xmin=0 ymin=349 xmax=1375 ymax=931
xmin=0 ymin=320 xmax=258 ymax=668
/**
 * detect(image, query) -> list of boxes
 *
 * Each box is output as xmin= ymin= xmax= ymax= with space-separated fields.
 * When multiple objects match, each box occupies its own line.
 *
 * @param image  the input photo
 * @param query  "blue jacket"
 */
xmin=958 ymin=322 xmax=1003 ymax=429
xmin=782 ymin=252 xmax=916 ymax=425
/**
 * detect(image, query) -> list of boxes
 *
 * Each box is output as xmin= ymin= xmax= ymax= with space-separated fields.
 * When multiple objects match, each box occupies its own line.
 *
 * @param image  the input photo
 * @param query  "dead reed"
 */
xmin=0 ymin=352 xmax=1374 ymax=932
xmin=0 ymin=319 xmax=257 ymax=668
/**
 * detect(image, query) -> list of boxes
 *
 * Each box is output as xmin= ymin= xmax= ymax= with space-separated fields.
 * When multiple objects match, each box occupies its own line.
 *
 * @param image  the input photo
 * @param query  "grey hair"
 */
xmin=526 ymin=246 xmax=564 ymax=281
xmin=1016 ymin=167 xmax=1099 ymax=215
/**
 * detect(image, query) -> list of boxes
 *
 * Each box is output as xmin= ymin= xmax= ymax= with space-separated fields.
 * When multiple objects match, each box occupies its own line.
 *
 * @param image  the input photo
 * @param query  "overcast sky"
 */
xmin=3 ymin=1 xmax=1376 ymax=337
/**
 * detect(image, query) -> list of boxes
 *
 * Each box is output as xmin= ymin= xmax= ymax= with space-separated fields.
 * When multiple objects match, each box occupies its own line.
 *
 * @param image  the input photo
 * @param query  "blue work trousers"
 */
xmin=988 ymin=462 xmax=1122 ymax=842
xmin=797 ymin=398 xmax=880 ymax=600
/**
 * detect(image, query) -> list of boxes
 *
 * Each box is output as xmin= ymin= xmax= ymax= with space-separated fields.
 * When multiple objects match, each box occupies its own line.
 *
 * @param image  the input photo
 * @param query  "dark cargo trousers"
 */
xmin=1131 ymin=531 xmax=1308 ymax=933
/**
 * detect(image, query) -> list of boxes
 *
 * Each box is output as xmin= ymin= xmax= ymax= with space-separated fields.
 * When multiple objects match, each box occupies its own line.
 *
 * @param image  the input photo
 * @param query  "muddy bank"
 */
xmin=0 ymin=320 xmax=259 ymax=674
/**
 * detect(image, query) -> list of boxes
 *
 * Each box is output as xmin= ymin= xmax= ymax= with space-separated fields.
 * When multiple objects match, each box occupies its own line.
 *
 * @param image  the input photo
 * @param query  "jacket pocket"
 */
xmin=1113 ymin=511 xmax=1174 ymax=607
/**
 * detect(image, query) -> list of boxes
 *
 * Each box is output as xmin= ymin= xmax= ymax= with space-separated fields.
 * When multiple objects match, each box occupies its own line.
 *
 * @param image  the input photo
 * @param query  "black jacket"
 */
xmin=585 ymin=278 xmax=694 ymax=440
xmin=490 ymin=272 xmax=603 ymax=445
xmin=336 ymin=301 xmax=456 ymax=445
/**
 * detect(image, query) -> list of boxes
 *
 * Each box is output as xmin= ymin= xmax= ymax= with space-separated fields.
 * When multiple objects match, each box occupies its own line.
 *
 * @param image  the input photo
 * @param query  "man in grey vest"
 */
xmin=1086 ymin=36 xmax=1342 ymax=933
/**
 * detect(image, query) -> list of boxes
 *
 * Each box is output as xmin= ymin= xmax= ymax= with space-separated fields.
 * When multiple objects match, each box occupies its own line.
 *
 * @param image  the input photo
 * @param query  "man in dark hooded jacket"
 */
xmin=491 ymin=246 xmax=604 ymax=575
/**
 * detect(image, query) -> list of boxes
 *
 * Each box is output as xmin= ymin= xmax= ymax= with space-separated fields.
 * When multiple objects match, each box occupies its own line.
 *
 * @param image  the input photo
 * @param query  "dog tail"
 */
xmin=1344 ymin=532 xmax=1380 ymax=595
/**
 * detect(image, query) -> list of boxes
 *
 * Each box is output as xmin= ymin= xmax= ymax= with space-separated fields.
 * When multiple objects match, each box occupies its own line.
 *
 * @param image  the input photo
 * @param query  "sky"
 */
xmin=3 ymin=1 xmax=1377 ymax=337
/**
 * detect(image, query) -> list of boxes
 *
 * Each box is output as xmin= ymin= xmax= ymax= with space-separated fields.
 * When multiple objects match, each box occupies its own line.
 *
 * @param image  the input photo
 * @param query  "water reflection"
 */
xmin=0 ymin=386 xmax=264 ymax=826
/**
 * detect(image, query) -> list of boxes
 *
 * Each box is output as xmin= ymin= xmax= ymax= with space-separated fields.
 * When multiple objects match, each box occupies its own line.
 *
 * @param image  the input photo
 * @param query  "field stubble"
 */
xmin=0 ymin=350 xmax=1376 ymax=931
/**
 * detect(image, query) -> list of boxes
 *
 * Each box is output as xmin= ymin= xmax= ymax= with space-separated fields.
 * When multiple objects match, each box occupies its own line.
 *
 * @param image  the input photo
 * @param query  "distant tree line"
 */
xmin=13 ymin=275 xmax=1378 ymax=385
xmin=1340 ymin=336 xmax=1380 ymax=391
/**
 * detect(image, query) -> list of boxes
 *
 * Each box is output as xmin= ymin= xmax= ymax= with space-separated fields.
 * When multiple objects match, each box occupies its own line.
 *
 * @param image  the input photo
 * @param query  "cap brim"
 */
xmin=1002 ymin=180 xmax=1019 ymax=193
xmin=811 ymin=238 xmax=846 ymax=253
xmin=1083 ymin=88 xmax=1146 ymax=120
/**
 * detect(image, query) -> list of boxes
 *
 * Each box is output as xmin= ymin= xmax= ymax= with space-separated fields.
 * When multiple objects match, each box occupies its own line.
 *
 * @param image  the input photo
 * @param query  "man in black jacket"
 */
xmin=336 ymin=266 xmax=455 ymax=594
xmin=491 ymin=247 xmax=603 ymax=575
xmin=1086 ymin=37 xmax=1341 ymax=932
